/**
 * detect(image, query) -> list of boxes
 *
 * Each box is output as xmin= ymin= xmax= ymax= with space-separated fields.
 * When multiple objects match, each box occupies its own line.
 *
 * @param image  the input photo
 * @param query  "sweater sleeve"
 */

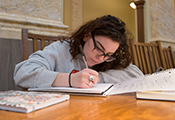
xmin=98 ymin=64 xmax=144 ymax=83
xmin=13 ymin=42 xmax=62 ymax=88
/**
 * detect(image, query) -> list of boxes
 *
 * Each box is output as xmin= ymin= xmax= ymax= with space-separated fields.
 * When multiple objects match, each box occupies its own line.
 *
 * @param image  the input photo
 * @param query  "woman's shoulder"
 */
xmin=99 ymin=64 xmax=144 ymax=78
xmin=44 ymin=40 xmax=70 ymax=52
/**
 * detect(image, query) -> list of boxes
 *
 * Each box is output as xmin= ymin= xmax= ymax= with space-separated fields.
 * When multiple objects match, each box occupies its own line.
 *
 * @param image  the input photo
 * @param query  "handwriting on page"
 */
xmin=109 ymin=69 xmax=175 ymax=95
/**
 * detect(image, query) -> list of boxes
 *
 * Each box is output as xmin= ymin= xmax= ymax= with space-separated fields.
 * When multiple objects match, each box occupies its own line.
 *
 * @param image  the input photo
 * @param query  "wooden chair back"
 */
xmin=21 ymin=28 xmax=61 ymax=91
xmin=21 ymin=28 xmax=60 ymax=61
xmin=129 ymin=40 xmax=166 ymax=74
xmin=151 ymin=40 xmax=175 ymax=70
xmin=162 ymin=45 xmax=175 ymax=69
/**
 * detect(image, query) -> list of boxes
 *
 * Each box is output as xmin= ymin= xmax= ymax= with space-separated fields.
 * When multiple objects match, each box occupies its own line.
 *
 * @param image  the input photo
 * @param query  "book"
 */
xmin=28 ymin=83 xmax=114 ymax=96
xmin=136 ymin=90 xmax=175 ymax=101
xmin=0 ymin=90 xmax=69 ymax=113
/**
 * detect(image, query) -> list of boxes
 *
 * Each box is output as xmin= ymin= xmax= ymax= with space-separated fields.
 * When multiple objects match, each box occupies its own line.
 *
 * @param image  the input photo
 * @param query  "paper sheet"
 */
xmin=109 ymin=69 xmax=175 ymax=95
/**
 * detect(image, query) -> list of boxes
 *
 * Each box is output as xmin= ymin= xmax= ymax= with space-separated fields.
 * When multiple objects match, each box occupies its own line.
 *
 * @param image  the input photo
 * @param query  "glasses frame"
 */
xmin=91 ymin=33 xmax=116 ymax=62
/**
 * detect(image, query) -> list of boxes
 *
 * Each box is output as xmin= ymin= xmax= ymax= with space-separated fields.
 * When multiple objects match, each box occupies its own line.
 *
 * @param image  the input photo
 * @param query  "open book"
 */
xmin=29 ymin=83 xmax=114 ymax=96
xmin=136 ymin=91 xmax=175 ymax=101
xmin=0 ymin=90 xmax=69 ymax=113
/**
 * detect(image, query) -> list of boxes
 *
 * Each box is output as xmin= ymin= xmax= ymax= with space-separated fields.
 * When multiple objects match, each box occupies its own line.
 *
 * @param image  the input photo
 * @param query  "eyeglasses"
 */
xmin=91 ymin=33 xmax=116 ymax=62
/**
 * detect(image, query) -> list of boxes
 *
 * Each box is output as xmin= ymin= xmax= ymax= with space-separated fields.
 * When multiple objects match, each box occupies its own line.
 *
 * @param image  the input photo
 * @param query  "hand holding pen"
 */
xmin=79 ymin=45 xmax=99 ymax=86
xmin=68 ymin=45 xmax=99 ymax=88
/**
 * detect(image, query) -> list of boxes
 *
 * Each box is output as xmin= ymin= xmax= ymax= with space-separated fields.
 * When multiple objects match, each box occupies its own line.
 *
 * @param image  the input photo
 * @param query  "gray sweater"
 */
xmin=14 ymin=41 xmax=144 ymax=88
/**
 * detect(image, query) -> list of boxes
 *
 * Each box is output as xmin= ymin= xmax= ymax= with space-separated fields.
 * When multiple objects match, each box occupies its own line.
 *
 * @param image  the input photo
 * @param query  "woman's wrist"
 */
xmin=52 ymin=73 xmax=69 ymax=87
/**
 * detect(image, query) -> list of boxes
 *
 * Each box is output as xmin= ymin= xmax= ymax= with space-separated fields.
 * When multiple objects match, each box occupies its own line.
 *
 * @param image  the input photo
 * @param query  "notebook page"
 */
xmin=109 ymin=69 xmax=175 ymax=95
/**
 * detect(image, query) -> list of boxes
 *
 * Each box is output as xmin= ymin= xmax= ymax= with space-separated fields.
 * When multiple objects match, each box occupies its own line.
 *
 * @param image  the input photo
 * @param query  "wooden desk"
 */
xmin=1 ymin=93 xmax=175 ymax=120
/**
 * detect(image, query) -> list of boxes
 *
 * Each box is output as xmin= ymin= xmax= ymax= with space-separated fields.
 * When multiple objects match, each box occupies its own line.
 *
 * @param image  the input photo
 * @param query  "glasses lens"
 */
xmin=92 ymin=47 xmax=104 ymax=56
xmin=105 ymin=56 xmax=116 ymax=62
xmin=92 ymin=49 xmax=116 ymax=62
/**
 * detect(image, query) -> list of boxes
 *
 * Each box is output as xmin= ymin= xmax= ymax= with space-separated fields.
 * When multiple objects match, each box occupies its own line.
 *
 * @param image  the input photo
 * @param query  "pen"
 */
xmin=79 ymin=45 xmax=92 ymax=86
xmin=79 ymin=45 xmax=88 ymax=68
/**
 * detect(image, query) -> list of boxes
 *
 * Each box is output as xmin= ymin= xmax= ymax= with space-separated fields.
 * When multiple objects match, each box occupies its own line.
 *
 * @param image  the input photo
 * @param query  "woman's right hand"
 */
xmin=52 ymin=68 xmax=99 ymax=88
xmin=70 ymin=68 xmax=99 ymax=88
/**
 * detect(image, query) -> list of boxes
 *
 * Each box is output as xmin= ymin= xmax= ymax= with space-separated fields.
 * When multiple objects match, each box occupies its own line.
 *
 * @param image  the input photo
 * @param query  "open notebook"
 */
xmin=29 ymin=83 xmax=114 ymax=96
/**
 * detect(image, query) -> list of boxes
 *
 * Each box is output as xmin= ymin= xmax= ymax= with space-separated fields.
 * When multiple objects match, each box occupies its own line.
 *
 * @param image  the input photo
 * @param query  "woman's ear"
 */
xmin=83 ymin=32 xmax=91 ymax=41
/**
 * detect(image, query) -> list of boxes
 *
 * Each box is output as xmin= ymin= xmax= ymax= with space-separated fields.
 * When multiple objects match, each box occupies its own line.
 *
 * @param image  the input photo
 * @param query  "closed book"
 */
xmin=0 ymin=90 xmax=69 ymax=113
xmin=136 ymin=91 xmax=175 ymax=101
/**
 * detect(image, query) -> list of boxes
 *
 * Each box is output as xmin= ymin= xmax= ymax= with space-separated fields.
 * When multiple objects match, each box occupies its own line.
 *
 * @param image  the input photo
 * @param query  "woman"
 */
xmin=14 ymin=15 xmax=143 ymax=89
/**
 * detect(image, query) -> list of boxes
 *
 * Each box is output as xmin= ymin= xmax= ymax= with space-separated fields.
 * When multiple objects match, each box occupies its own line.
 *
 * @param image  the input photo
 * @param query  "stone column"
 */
xmin=150 ymin=0 xmax=175 ymax=42
xmin=72 ymin=0 xmax=82 ymax=31
xmin=149 ymin=0 xmax=175 ymax=49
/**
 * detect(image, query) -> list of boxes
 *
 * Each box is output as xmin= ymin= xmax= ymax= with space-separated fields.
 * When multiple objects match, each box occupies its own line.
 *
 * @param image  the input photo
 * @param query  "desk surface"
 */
xmin=0 ymin=93 xmax=175 ymax=120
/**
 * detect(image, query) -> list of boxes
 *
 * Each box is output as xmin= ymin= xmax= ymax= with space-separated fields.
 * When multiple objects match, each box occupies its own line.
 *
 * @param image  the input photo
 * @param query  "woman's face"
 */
xmin=83 ymin=34 xmax=120 ymax=67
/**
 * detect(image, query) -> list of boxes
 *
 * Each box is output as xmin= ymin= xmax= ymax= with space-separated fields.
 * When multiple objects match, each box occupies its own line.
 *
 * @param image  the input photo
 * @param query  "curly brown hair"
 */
xmin=64 ymin=15 xmax=132 ymax=72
